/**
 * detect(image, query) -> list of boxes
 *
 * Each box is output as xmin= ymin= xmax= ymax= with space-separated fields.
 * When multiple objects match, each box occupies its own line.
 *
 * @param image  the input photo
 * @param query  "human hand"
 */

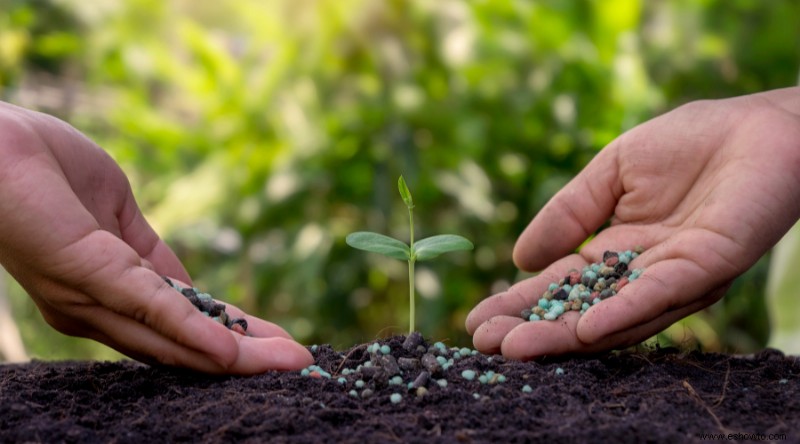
xmin=0 ymin=102 xmax=313 ymax=374
xmin=467 ymin=87 xmax=800 ymax=359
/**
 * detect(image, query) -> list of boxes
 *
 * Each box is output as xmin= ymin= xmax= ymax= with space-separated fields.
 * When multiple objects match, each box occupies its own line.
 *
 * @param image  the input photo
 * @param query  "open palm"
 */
xmin=0 ymin=102 xmax=312 ymax=373
xmin=467 ymin=88 xmax=800 ymax=359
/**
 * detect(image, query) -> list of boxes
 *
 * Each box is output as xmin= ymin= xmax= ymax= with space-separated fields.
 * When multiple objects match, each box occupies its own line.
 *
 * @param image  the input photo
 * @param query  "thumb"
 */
xmin=513 ymin=147 xmax=621 ymax=271
xmin=117 ymin=188 xmax=192 ymax=284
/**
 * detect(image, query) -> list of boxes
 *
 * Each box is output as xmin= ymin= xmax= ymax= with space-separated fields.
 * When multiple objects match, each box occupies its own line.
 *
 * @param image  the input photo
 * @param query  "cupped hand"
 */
xmin=467 ymin=88 xmax=800 ymax=359
xmin=0 ymin=102 xmax=312 ymax=374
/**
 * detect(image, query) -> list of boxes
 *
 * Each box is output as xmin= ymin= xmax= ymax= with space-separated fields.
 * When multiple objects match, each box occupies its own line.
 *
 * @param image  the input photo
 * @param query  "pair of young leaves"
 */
xmin=346 ymin=177 xmax=473 ymax=263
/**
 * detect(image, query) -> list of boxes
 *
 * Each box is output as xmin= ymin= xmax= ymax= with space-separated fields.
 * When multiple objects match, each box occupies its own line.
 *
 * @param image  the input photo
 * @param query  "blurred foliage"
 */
xmin=766 ymin=222 xmax=800 ymax=354
xmin=1 ymin=0 xmax=798 ymax=360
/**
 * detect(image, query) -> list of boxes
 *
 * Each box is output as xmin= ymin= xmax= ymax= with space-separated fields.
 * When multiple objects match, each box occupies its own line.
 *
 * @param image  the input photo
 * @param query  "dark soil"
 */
xmin=1 ymin=336 xmax=798 ymax=443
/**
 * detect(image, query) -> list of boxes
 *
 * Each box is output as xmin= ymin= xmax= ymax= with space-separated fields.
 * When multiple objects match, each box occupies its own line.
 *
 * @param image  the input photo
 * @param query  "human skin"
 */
xmin=0 ymin=101 xmax=313 ymax=374
xmin=467 ymin=87 xmax=800 ymax=359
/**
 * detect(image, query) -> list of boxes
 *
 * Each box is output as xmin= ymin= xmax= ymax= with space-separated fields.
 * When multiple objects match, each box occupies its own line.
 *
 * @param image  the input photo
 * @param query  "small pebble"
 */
xmin=555 ymin=367 xmax=564 ymax=375
xmin=377 ymin=354 xmax=401 ymax=376
xmin=390 ymin=393 xmax=402 ymax=404
xmin=522 ymin=385 xmax=533 ymax=393
xmin=412 ymin=371 xmax=430 ymax=389
xmin=398 ymin=357 xmax=418 ymax=370
xmin=437 ymin=379 xmax=448 ymax=388
xmin=402 ymin=331 xmax=424 ymax=351
xmin=568 ymin=270 xmax=581 ymax=285
xmin=462 ymin=370 xmax=477 ymax=381
xmin=421 ymin=354 xmax=441 ymax=374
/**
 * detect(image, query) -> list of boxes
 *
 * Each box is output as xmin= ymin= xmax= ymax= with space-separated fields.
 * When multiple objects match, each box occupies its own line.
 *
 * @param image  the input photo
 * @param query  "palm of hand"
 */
xmin=467 ymin=89 xmax=800 ymax=359
xmin=0 ymin=103 xmax=312 ymax=373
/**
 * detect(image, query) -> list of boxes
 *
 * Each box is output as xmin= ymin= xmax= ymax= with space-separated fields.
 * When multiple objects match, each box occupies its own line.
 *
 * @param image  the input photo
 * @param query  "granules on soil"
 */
xmin=2 ymin=337 xmax=798 ymax=443
xmin=298 ymin=332 xmax=508 ymax=402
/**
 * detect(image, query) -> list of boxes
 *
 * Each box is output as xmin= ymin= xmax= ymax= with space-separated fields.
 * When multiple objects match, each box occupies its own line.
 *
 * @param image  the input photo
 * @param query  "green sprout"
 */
xmin=346 ymin=176 xmax=474 ymax=333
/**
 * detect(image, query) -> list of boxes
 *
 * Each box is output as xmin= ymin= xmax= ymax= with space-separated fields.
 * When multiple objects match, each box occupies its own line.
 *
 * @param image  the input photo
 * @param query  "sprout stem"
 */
xmin=408 ymin=201 xmax=416 ymax=333
xmin=409 ymin=257 xmax=415 ymax=333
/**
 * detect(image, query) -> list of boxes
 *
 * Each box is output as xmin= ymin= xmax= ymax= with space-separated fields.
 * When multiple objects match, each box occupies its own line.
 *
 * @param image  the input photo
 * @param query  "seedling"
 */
xmin=346 ymin=176 xmax=473 ymax=333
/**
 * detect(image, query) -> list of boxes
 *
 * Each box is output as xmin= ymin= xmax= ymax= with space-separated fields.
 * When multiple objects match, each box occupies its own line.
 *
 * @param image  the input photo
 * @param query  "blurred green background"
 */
xmin=1 ymin=0 xmax=798 ymax=362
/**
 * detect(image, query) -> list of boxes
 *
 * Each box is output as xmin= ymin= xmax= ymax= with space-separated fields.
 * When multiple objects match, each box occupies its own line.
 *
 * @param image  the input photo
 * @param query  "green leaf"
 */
xmin=346 ymin=232 xmax=410 ymax=261
xmin=398 ymin=176 xmax=414 ymax=209
xmin=413 ymin=234 xmax=474 ymax=261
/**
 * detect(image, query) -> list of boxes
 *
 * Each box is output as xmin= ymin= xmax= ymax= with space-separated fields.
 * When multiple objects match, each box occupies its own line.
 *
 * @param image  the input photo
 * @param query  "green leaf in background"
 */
xmin=398 ymin=175 xmax=414 ymax=209
xmin=345 ymin=232 xmax=410 ymax=261
xmin=413 ymin=234 xmax=474 ymax=261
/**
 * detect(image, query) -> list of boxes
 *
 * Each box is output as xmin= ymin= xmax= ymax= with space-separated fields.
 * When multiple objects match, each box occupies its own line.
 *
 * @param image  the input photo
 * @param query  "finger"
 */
xmin=77 ymin=305 xmax=240 ymax=372
xmin=577 ymin=224 xmax=659 ymax=261
xmin=465 ymin=254 xmax=588 ymax=334
xmin=513 ymin=147 xmax=622 ymax=271
xmin=161 ymin=278 xmax=295 ymax=340
xmin=118 ymin=281 xmax=241 ymax=369
xmin=80 ymin=305 xmax=312 ymax=374
xmin=466 ymin=293 xmax=531 ymax=338
xmin=498 ymin=294 xmax=718 ymax=360
xmin=231 ymin=336 xmax=314 ymax=373
xmin=582 ymin=288 xmax=727 ymax=351
xmin=498 ymin=311 xmax=585 ymax=359
xmin=67 ymin=235 xmax=242 ymax=369
xmin=33 ymin=117 xmax=184 ymax=280
xmin=220 ymin=303 xmax=294 ymax=339
xmin=140 ymin=257 xmax=155 ymax=272
xmin=117 ymin=189 xmax=191 ymax=284
xmin=576 ymin=252 xmax=722 ymax=344
xmin=756 ymin=87 xmax=800 ymax=115
xmin=471 ymin=316 xmax=526 ymax=354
